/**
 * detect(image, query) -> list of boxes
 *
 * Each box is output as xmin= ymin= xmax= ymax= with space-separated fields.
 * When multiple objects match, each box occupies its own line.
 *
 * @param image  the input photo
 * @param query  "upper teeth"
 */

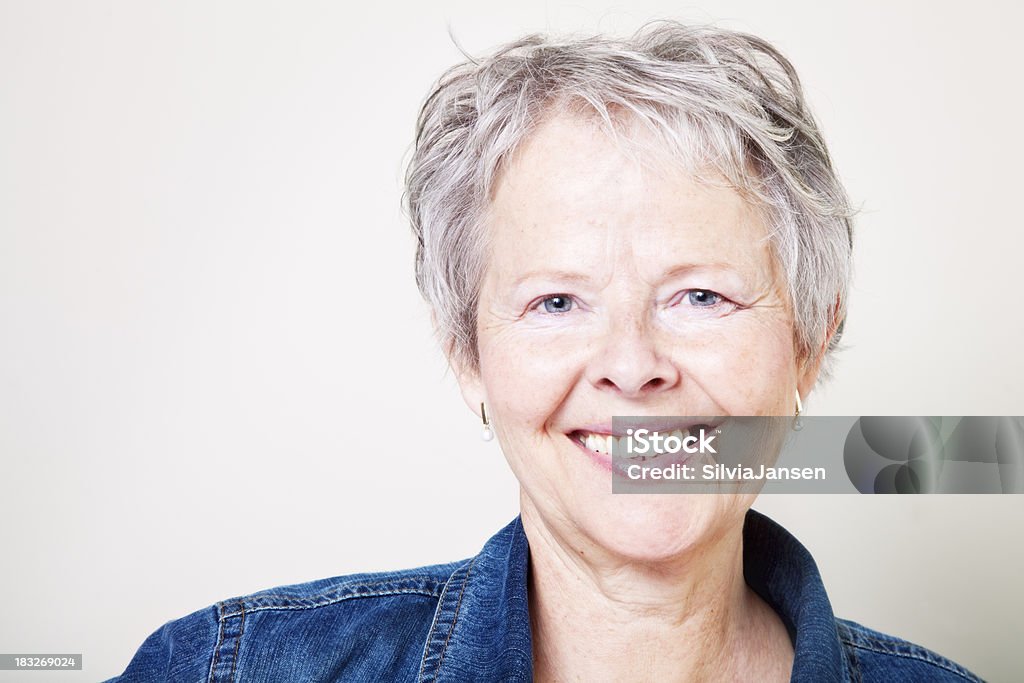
xmin=579 ymin=429 xmax=691 ymax=458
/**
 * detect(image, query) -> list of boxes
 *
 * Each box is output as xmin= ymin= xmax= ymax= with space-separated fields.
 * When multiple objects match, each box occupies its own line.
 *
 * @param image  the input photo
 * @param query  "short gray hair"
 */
xmin=405 ymin=22 xmax=854 ymax=380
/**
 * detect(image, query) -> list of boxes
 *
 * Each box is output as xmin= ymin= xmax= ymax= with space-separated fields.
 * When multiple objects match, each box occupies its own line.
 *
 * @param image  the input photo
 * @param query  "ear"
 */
xmin=797 ymin=302 xmax=844 ymax=400
xmin=431 ymin=308 xmax=486 ymax=421
xmin=452 ymin=349 xmax=486 ymax=421
xmin=796 ymin=343 xmax=828 ymax=400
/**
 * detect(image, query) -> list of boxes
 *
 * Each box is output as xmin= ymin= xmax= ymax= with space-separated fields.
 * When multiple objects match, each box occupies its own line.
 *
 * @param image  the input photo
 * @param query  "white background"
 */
xmin=1 ymin=1 xmax=1022 ymax=681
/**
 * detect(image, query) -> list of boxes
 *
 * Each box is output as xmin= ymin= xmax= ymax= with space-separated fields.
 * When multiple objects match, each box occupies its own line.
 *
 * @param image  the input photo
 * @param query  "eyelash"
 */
xmin=677 ymin=289 xmax=726 ymax=308
xmin=529 ymin=290 xmax=732 ymax=315
xmin=530 ymin=294 xmax=576 ymax=315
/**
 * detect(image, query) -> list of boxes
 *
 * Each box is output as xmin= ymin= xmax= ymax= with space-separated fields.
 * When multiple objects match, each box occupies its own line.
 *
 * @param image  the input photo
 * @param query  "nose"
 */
xmin=586 ymin=313 xmax=680 ymax=398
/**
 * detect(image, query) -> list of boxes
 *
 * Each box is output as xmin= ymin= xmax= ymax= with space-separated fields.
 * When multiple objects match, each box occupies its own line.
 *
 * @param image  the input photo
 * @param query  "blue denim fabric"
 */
xmin=108 ymin=510 xmax=983 ymax=682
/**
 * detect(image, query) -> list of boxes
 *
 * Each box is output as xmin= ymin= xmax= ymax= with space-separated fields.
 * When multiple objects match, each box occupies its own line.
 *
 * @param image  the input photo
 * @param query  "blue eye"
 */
xmin=541 ymin=295 xmax=574 ymax=313
xmin=687 ymin=290 xmax=722 ymax=307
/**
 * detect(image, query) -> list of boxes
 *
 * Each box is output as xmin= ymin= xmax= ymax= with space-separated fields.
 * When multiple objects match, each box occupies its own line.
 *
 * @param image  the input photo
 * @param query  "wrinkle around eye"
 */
xmin=524 ymin=293 xmax=585 ymax=318
xmin=666 ymin=289 xmax=739 ymax=317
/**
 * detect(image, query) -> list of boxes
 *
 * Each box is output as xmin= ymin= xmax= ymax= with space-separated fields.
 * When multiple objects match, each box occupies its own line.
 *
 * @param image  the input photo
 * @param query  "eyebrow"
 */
xmin=509 ymin=269 xmax=594 ymax=289
xmin=510 ymin=263 xmax=743 ymax=289
xmin=660 ymin=262 xmax=743 ymax=281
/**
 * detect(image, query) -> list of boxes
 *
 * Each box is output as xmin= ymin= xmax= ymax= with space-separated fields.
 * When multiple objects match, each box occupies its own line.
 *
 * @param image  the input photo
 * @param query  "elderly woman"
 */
xmin=111 ymin=23 xmax=981 ymax=683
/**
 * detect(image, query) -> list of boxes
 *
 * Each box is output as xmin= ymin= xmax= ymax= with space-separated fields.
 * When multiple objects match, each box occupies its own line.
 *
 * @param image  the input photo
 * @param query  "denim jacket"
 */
xmin=108 ymin=510 xmax=983 ymax=682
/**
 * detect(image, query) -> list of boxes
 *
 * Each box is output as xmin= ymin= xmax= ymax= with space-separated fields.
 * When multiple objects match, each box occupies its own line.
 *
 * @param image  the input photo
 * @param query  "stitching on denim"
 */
xmin=417 ymin=568 xmax=460 ymax=683
xmin=842 ymin=629 xmax=947 ymax=664
xmin=245 ymin=576 xmax=442 ymax=599
xmin=216 ymin=578 xmax=446 ymax=618
xmin=228 ymin=601 xmax=244 ymax=683
xmin=417 ymin=558 xmax=477 ymax=682
xmin=432 ymin=554 xmax=479 ymax=676
xmin=838 ymin=637 xmax=980 ymax=681
xmin=207 ymin=604 xmax=228 ymax=683
xmin=844 ymin=636 xmax=863 ymax=683
xmin=218 ymin=586 xmax=443 ymax=618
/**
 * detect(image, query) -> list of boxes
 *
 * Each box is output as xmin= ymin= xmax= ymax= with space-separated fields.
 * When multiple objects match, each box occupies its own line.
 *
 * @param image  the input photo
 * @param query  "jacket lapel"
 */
xmin=418 ymin=517 xmax=534 ymax=682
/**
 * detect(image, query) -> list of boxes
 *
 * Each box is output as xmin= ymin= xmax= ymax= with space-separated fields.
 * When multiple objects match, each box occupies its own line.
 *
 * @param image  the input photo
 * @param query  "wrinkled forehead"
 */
xmin=482 ymin=110 xmax=782 ymax=293
xmin=489 ymin=99 xmax=768 ymax=208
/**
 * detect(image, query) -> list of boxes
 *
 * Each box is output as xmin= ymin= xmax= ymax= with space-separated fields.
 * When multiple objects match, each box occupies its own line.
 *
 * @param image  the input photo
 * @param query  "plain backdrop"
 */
xmin=1 ymin=1 xmax=1022 ymax=681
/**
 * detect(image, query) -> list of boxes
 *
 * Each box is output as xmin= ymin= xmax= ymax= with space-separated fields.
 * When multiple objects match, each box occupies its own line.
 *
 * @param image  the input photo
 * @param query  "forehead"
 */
xmin=485 ymin=112 xmax=776 ymax=279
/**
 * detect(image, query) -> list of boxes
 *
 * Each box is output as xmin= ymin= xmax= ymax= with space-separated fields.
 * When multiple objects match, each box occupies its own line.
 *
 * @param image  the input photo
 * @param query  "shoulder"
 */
xmin=836 ymin=618 xmax=984 ymax=682
xmin=106 ymin=561 xmax=467 ymax=683
xmin=223 ymin=561 xmax=461 ymax=612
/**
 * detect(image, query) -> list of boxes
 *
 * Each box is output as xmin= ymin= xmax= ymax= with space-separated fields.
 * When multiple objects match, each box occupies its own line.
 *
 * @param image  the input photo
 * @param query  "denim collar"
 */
xmin=418 ymin=509 xmax=851 ymax=682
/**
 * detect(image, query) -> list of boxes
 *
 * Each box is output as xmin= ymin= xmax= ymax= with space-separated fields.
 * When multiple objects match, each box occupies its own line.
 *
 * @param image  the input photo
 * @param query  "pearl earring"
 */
xmin=480 ymin=402 xmax=494 ymax=442
xmin=793 ymin=391 xmax=804 ymax=432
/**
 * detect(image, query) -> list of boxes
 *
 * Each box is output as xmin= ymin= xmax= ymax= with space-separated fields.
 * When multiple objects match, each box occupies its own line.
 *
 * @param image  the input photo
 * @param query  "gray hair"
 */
xmin=404 ymin=22 xmax=854 ymax=380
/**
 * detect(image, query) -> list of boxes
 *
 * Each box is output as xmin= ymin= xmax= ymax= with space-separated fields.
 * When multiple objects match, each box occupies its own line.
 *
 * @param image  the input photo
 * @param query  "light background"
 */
xmin=1 ymin=1 xmax=1022 ymax=681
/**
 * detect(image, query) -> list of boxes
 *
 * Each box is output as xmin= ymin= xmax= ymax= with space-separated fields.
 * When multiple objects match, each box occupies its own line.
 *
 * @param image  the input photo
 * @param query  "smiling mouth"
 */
xmin=568 ymin=425 xmax=718 ymax=461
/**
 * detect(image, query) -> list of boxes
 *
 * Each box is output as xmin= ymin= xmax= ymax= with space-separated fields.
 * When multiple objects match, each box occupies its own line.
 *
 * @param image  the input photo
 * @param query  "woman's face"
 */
xmin=457 ymin=112 xmax=824 ymax=561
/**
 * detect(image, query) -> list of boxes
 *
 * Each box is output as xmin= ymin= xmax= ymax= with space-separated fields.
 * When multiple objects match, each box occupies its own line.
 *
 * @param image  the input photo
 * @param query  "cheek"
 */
xmin=476 ymin=330 xmax=593 ymax=494
xmin=477 ymin=329 xmax=589 ymax=431
xmin=671 ymin=318 xmax=798 ymax=413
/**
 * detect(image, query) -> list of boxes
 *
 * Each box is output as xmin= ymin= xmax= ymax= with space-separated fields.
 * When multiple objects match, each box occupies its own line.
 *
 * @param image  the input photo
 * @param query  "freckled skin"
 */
xmin=455 ymin=113 xmax=825 ymax=564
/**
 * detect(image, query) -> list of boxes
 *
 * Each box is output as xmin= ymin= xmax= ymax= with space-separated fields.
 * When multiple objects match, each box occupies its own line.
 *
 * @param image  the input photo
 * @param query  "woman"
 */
xmin=110 ymin=23 xmax=982 ymax=682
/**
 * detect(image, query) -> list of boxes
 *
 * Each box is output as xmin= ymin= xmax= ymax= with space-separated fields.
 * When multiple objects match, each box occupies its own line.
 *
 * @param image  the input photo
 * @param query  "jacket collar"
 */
xmin=742 ymin=510 xmax=853 ymax=682
xmin=417 ymin=516 xmax=533 ymax=682
xmin=419 ymin=510 xmax=851 ymax=682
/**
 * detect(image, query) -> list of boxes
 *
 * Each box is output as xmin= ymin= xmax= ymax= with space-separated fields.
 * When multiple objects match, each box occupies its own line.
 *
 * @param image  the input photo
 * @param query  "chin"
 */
xmin=579 ymin=493 xmax=747 ymax=564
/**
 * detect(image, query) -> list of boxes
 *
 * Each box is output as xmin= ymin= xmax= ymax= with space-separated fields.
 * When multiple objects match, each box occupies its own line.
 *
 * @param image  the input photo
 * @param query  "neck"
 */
xmin=521 ymin=496 xmax=792 ymax=682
